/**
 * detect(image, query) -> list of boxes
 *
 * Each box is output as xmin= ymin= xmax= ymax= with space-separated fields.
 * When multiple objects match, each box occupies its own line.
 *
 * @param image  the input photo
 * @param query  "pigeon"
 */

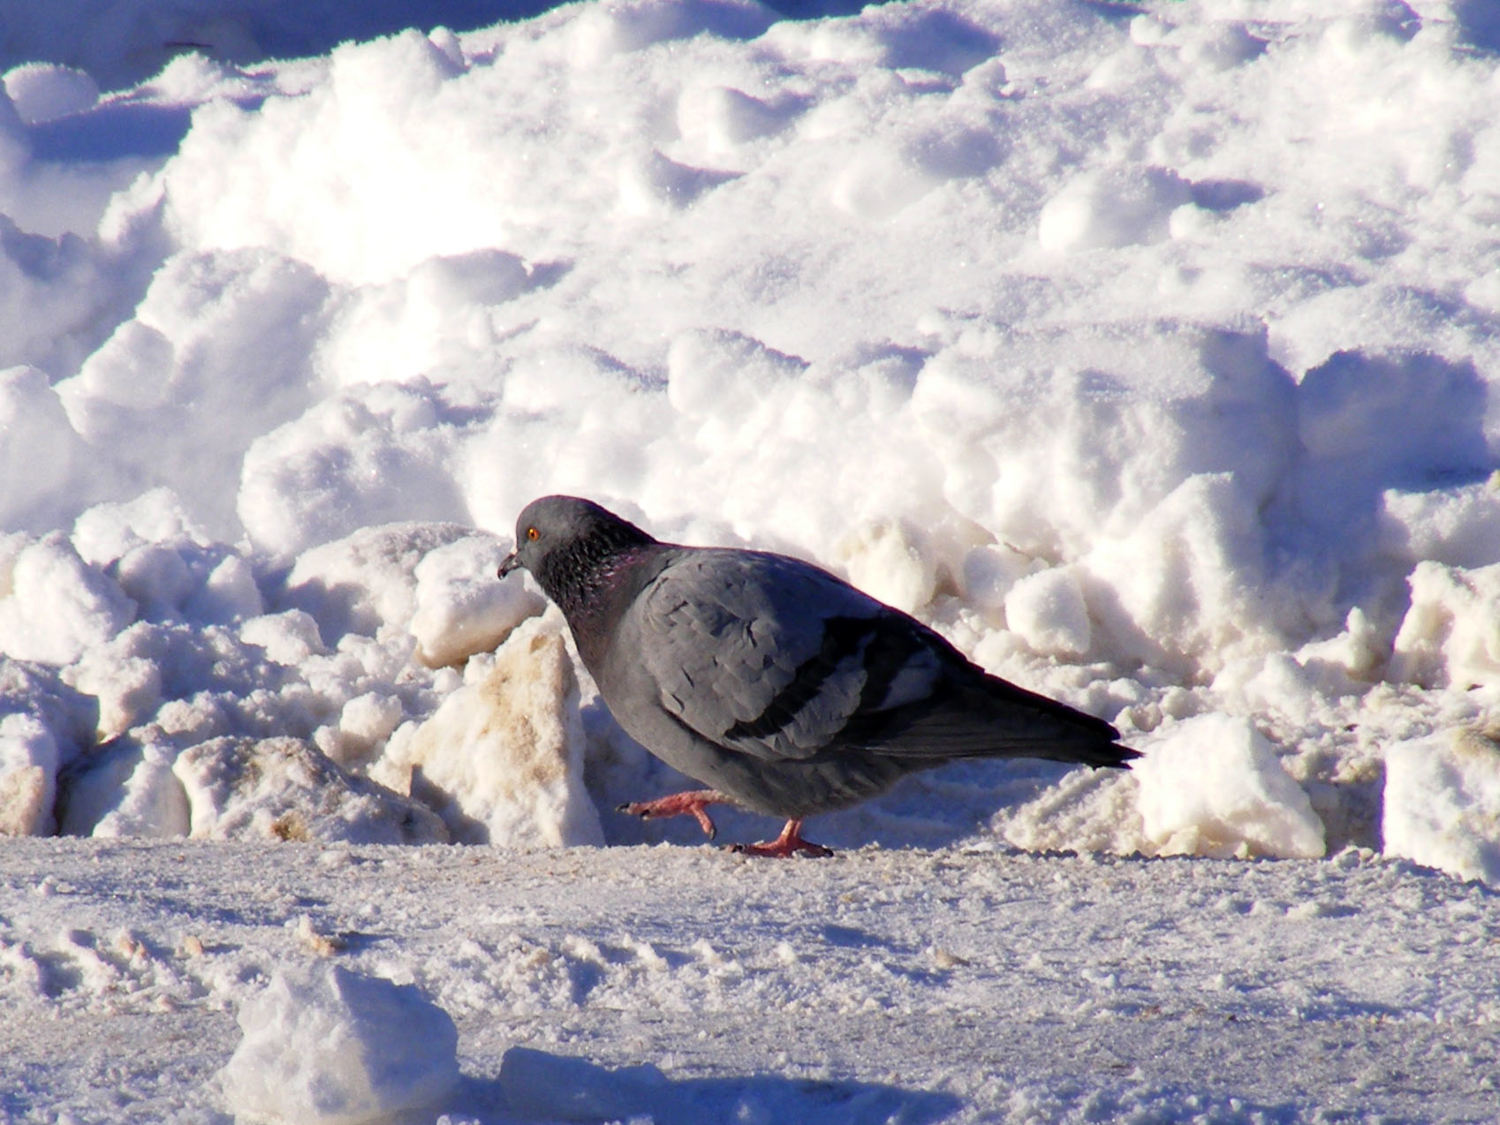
xmin=499 ymin=495 xmax=1139 ymax=857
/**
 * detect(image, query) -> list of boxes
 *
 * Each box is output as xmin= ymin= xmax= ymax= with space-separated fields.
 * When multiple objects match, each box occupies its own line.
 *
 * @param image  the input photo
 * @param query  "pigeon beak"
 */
xmin=498 ymin=552 xmax=520 ymax=579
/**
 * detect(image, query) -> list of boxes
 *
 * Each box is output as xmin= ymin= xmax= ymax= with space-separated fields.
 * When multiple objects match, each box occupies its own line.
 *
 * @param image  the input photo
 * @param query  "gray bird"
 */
xmin=499 ymin=495 xmax=1139 ymax=857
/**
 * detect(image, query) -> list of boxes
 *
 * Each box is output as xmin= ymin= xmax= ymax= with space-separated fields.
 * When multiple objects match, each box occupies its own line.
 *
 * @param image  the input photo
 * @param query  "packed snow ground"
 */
xmin=4 ymin=839 xmax=1500 ymax=1124
xmin=3 ymin=0 xmax=1500 ymax=1119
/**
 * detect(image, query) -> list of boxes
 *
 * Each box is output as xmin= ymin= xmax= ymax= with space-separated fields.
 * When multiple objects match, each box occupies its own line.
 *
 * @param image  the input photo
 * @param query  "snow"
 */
xmin=3 ymin=839 xmax=1500 ymax=1124
xmin=221 ymin=961 xmax=460 ymax=1125
xmin=2 ymin=0 xmax=1500 ymax=1117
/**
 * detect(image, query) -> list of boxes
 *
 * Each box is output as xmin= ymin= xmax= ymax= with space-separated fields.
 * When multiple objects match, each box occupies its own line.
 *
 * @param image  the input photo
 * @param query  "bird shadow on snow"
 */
xmin=449 ymin=1046 xmax=963 ymax=1125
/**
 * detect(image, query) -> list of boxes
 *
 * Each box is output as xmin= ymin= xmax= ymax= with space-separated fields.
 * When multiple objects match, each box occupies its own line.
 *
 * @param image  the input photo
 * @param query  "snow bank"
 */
xmin=221 ymin=961 xmax=460 ymax=1125
xmin=0 ymin=0 xmax=1498 ymax=868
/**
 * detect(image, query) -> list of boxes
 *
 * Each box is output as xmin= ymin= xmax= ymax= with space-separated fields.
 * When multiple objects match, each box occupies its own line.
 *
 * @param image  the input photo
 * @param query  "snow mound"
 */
xmin=1135 ymin=714 xmax=1326 ymax=860
xmin=221 ymin=961 xmax=460 ymax=1125
xmin=1384 ymin=726 xmax=1500 ymax=886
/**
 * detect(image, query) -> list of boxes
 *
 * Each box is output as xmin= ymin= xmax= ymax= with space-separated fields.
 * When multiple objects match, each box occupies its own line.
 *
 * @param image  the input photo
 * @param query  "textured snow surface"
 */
xmin=3 ymin=839 xmax=1500 ymax=1124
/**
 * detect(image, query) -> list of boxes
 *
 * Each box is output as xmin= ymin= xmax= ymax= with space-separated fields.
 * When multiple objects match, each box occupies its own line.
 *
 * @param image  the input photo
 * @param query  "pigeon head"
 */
xmin=498 ymin=495 xmax=657 ymax=610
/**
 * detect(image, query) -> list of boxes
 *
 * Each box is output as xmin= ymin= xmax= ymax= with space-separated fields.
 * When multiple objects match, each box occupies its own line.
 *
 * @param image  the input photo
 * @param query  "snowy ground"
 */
xmin=4 ymin=838 xmax=1500 ymax=1124
xmin=4 ymin=0 xmax=1500 ymax=1119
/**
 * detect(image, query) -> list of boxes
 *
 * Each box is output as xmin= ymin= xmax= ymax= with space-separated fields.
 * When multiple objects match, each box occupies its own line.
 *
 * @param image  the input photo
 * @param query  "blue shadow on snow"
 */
xmin=449 ymin=1046 xmax=962 ymax=1125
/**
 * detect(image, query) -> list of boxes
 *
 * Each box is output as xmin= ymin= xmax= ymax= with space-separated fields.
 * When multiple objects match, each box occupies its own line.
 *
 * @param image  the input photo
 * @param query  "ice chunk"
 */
xmin=1384 ymin=728 xmax=1500 ymax=886
xmin=1135 ymin=713 xmax=1325 ymax=859
xmin=221 ymin=962 xmax=459 ymax=1125
xmin=371 ymin=613 xmax=602 ymax=847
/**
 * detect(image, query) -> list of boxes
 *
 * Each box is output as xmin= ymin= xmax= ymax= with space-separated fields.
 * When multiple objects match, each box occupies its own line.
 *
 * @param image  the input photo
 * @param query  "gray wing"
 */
xmin=634 ymin=548 xmax=1133 ymax=769
xmin=634 ymin=549 xmax=950 ymax=762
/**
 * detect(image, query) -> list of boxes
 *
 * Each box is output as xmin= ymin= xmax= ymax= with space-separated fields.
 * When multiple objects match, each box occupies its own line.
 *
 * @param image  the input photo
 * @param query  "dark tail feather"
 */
xmin=850 ymin=673 xmax=1142 ymax=769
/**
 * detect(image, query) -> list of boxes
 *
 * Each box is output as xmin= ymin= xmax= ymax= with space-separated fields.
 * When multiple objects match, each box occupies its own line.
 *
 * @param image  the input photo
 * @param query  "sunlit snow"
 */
xmin=2 ymin=0 xmax=1500 ymax=1120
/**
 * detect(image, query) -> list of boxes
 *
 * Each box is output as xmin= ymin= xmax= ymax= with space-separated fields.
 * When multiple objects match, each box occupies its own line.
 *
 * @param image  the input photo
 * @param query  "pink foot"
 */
xmin=728 ymin=819 xmax=833 ymax=859
xmin=617 ymin=789 xmax=725 ymax=840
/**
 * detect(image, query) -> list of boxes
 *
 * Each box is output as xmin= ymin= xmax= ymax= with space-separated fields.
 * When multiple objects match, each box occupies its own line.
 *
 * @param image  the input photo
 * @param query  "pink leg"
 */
xmin=729 ymin=819 xmax=833 ymax=859
xmin=617 ymin=789 xmax=727 ymax=840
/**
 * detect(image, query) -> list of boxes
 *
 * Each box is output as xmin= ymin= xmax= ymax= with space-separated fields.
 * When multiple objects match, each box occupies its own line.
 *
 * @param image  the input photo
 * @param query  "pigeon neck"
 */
xmin=538 ymin=533 xmax=658 ymax=666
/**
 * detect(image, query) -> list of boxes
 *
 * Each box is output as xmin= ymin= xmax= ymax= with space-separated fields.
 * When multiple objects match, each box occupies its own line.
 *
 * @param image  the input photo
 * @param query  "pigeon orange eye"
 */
xmin=526 ymin=527 xmax=539 ymax=541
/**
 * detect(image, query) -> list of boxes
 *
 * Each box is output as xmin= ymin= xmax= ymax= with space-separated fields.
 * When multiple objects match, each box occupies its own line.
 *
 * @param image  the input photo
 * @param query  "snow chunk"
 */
xmin=677 ymin=85 xmax=794 ymax=153
xmin=66 ymin=740 xmax=191 ymax=839
xmin=1038 ymin=166 xmax=1191 ymax=251
xmin=241 ymin=609 xmax=327 ymax=666
xmin=1384 ymin=727 xmax=1500 ymax=886
xmin=2 ymin=63 xmax=99 ymax=124
xmin=222 ymin=962 xmax=459 ymax=1125
xmin=1005 ymin=566 xmax=1092 ymax=658
xmin=282 ymin=522 xmax=479 ymax=646
xmin=1135 ymin=714 xmax=1326 ymax=859
xmin=62 ymin=623 xmax=166 ymax=739
xmin=56 ymin=249 xmax=333 ymax=539
xmin=834 ymin=518 xmax=937 ymax=615
xmin=0 ymin=366 xmax=88 ymax=532
xmin=371 ymin=613 xmax=602 ymax=847
xmin=0 ymin=533 xmax=134 ymax=665
xmin=666 ymin=328 xmax=806 ymax=422
xmin=0 ymin=658 xmax=99 ymax=753
xmin=1390 ymin=561 xmax=1500 ymax=689
xmin=237 ymin=383 xmax=470 ymax=559
xmin=1380 ymin=479 xmax=1500 ymax=572
xmin=71 ymin=491 xmax=265 ymax=626
xmin=173 ymin=736 xmax=448 ymax=844
xmin=0 ymin=714 xmax=60 ymax=836
xmin=410 ymin=534 xmax=545 ymax=668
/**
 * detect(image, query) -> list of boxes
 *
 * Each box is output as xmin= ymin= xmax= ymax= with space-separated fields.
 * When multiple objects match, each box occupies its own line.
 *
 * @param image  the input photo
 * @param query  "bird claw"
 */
xmin=726 ymin=819 xmax=833 ymax=858
xmin=616 ymin=791 xmax=721 ymax=840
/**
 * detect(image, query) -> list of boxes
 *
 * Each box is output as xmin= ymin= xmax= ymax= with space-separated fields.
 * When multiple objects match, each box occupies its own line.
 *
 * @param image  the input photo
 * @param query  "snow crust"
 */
xmin=2 ymin=0 xmax=1500 ymax=892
